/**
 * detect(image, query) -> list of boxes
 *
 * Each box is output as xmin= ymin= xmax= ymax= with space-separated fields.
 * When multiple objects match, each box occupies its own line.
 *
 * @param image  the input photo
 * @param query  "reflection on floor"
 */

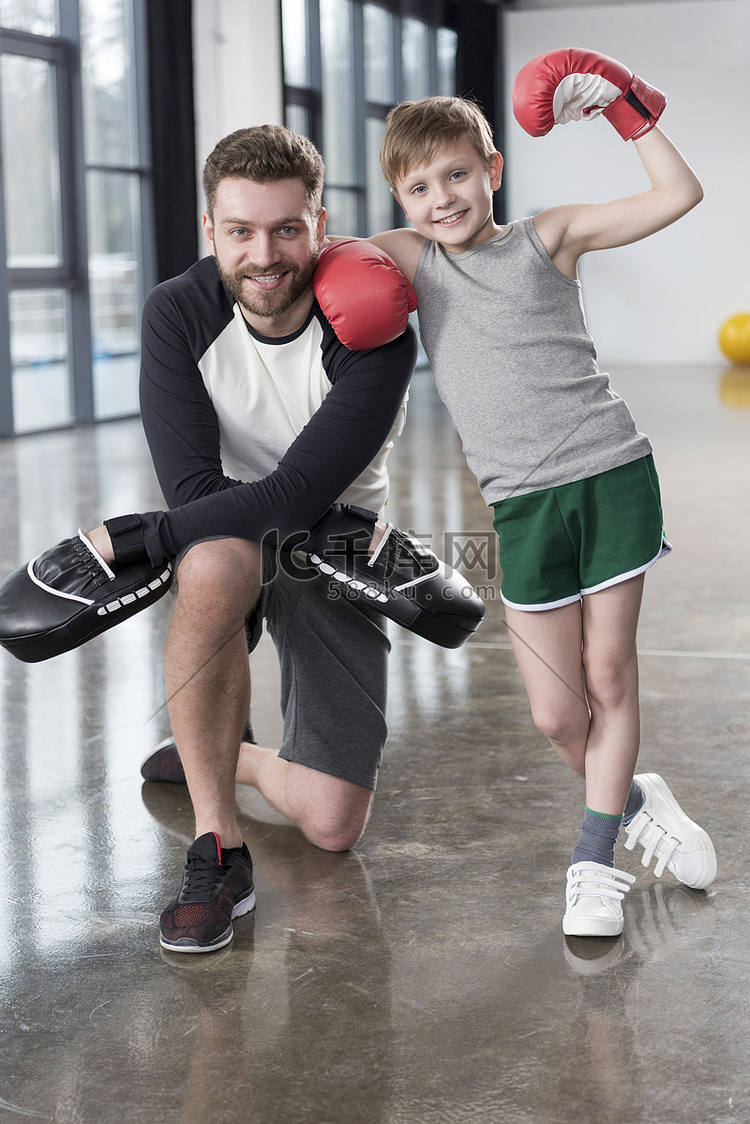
xmin=0 ymin=364 xmax=748 ymax=1123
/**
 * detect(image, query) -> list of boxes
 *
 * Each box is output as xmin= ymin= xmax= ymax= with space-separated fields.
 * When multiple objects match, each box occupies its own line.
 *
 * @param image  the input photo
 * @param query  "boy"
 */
xmin=363 ymin=49 xmax=715 ymax=936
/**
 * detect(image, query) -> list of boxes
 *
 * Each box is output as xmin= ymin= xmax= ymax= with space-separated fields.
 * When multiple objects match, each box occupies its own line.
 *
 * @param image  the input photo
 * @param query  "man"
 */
xmin=0 ymin=123 xmax=486 ymax=953
xmin=106 ymin=125 xmax=416 ymax=952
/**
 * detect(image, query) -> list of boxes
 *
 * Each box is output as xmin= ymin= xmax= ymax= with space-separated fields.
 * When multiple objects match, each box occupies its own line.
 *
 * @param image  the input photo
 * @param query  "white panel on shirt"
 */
xmin=198 ymin=304 xmax=406 ymax=515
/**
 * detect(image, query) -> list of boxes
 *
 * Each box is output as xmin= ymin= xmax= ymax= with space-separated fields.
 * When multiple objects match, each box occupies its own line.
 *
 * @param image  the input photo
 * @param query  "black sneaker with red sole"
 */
xmin=159 ymin=832 xmax=255 ymax=953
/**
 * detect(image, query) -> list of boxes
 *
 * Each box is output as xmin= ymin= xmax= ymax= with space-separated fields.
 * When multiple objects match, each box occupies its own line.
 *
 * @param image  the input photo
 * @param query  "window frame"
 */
xmin=281 ymin=0 xmax=458 ymax=237
xmin=0 ymin=0 xmax=155 ymax=437
xmin=0 ymin=29 xmax=75 ymax=289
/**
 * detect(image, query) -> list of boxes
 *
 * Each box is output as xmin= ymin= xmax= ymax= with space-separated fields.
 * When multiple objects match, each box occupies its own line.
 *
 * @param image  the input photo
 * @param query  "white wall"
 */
xmin=192 ymin=0 xmax=284 ymax=220
xmin=504 ymin=0 xmax=750 ymax=364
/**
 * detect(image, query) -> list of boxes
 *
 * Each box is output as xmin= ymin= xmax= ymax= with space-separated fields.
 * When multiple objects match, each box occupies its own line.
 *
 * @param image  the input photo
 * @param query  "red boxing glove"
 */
xmin=512 ymin=48 xmax=666 ymax=141
xmin=313 ymin=239 xmax=418 ymax=351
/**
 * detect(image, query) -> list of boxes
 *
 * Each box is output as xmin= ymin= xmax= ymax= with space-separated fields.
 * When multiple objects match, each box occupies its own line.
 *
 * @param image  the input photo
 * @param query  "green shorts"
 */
xmin=492 ymin=454 xmax=671 ymax=611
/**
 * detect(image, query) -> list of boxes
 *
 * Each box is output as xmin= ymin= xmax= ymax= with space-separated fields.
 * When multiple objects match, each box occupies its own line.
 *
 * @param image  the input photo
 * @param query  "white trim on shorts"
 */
xmin=501 ymin=535 xmax=672 ymax=613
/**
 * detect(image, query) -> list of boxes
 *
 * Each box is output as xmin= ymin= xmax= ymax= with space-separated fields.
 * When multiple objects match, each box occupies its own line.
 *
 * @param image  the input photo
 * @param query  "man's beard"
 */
xmin=216 ymin=255 xmax=318 ymax=320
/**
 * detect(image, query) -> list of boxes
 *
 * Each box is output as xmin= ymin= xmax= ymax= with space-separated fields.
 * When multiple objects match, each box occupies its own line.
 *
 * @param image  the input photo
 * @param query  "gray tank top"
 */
xmin=413 ymin=217 xmax=652 ymax=504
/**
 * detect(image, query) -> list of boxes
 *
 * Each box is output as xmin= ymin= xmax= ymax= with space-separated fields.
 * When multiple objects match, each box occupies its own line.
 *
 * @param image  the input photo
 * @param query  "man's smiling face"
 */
xmin=203 ymin=175 xmax=326 ymax=334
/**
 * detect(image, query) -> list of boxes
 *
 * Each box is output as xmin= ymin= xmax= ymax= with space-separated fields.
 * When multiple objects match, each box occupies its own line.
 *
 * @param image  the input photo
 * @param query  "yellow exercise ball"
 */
xmin=719 ymin=313 xmax=750 ymax=364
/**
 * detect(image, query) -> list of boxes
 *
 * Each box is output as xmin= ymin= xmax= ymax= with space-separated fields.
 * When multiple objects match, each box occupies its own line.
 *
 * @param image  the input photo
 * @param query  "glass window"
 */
xmin=0 ymin=0 xmax=57 ymax=36
xmin=0 ymin=0 xmax=151 ymax=436
xmin=0 ymin=53 xmax=63 ymax=269
xmin=79 ymin=0 xmax=138 ymax=166
xmin=402 ymin=17 xmax=429 ymax=102
xmin=79 ymin=0 xmax=144 ymax=420
xmin=281 ymin=0 xmax=460 ymax=238
xmin=366 ymin=117 xmax=391 ymax=235
xmin=364 ymin=4 xmax=393 ymax=105
xmin=320 ymin=0 xmax=355 ymax=185
xmin=437 ymin=27 xmax=457 ymax=96
xmin=86 ymin=170 xmax=140 ymax=418
xmin=10 ymin=288 xmax=72 ymax=432
xmin=281 ymin=0 xmax=309 ymax=88
xmin=322 ymin=187 xmax=358 ymax=238
xmin=285 ymin=103 xmax=310 ymax=139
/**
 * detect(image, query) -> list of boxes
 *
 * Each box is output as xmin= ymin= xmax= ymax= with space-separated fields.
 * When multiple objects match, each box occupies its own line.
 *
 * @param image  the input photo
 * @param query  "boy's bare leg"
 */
xmin=503 ymin=573 xmax=645 ymax=815
xmin=504 ymin=600 xmax=589 ymax=778
xmin=579 ymin=576 xmax=645 ymax=814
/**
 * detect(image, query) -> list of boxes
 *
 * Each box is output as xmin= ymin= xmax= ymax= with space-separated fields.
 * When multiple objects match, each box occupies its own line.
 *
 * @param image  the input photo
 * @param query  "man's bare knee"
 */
xmin=284 ymin=771 xmax=373 ymax=852
xmin=305 ymin=818 xmax=368 ymax=853
xmin=175 ymin=538 xmax=262 ymax=618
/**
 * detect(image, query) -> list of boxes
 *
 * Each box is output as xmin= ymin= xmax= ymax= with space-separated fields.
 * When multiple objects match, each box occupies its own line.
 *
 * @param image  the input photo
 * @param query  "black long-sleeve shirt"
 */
xmin=134 ymin=256 xmax=416 ymax=566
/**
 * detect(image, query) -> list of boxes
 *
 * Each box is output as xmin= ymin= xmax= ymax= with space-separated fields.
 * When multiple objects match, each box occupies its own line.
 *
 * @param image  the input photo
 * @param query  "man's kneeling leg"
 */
xmin=262 ymin=547 xmax=386 ymax=846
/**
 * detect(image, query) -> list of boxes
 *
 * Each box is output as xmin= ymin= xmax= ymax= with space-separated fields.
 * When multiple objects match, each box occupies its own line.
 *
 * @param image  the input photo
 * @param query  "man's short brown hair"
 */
xmin=202 ymin=125 xmax=325 ymax=216
xmin=380 ymin=97 xmax=496 ymax=188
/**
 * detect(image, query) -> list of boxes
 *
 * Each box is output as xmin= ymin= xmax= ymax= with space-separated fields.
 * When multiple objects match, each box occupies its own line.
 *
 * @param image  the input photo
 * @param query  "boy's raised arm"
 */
xmin=535 ymin=127 xmax=703 ymax=274
xmin=513 ymin=48 xmax=703 ymax=274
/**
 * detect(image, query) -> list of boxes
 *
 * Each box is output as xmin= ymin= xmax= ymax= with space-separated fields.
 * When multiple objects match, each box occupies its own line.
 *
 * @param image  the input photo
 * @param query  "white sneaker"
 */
xmin=623 ymin=773 xmax=716 ymax=890
xmin=563 ymin=861 xmax=636 ymax=937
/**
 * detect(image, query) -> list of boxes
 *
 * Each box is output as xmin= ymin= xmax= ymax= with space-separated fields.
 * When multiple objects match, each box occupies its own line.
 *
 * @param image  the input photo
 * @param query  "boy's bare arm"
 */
xmin=367 ymin=228 xmax=424 ymax=284
xmin=323 ymin=228 xmax=423 ymax=283
xmin=534 ymin=127 xmax=703 ymax=278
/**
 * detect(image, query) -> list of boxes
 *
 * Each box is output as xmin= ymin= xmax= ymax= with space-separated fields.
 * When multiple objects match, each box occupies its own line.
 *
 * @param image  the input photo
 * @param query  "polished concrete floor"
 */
xmin=0 ymin=362 xmax=749 ymax=1123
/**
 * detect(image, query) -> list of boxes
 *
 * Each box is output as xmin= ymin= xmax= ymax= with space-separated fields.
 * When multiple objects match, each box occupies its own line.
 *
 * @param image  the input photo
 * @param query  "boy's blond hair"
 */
xmin=380 ymin=96 xmax=496 ymax=188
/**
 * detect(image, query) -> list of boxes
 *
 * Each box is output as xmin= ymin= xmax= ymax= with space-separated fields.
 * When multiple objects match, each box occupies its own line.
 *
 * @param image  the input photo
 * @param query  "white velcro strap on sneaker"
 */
xmin=651 ymin=840 xmax=680 ymax=878
xmin=567 ymin=863 xmax=635 ymax=902
xmin=625 ymin=809 xmax=659 ymax=861
xmin=553 ymin=73 xmax=622 ymax=124
xmin=623 ymin=807 xmax=680 ymax=874
xmin=623 ymin=809 xmax=645 ymax=850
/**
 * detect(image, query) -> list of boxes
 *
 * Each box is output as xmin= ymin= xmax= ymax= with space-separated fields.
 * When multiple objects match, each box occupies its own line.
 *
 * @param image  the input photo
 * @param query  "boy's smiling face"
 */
xmin=393 ymin=139 xmax=503 ymax=254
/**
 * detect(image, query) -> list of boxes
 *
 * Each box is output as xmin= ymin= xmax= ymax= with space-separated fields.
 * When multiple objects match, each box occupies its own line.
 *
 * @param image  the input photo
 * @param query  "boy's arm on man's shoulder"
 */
xmin=367 ymin=229 xmax=424 ymax=284
xmin=534 ymin=127 xmax=703 ymax=277
xmin=322 ymin=228 xmax=423 ymax=283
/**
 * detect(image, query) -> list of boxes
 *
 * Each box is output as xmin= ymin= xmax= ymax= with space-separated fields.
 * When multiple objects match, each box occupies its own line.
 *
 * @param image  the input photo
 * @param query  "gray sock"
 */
xmin=622 ymin=780 xmax=645 ymax=824
xmin=571 ymin=806 xmax=623 ymax=868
